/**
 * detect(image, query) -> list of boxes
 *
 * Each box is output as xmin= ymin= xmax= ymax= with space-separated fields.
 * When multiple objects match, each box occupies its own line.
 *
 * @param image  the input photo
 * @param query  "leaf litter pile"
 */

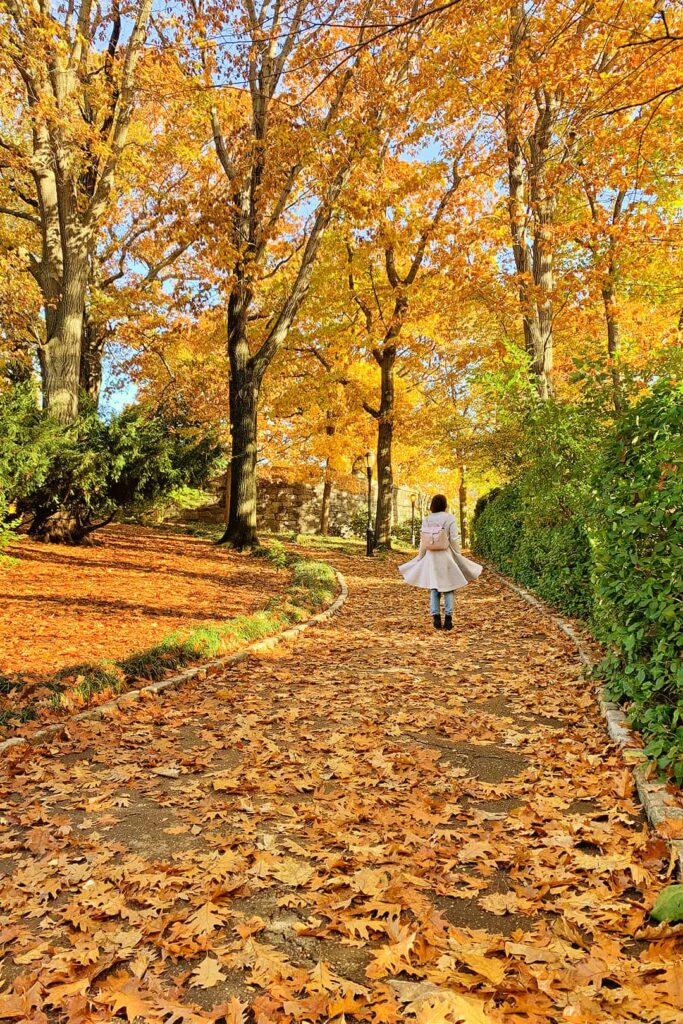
xmin=0 ymin=524 xmax=284 ymax=687
xmin=1 ymin=551 xmax=682 ymax=1023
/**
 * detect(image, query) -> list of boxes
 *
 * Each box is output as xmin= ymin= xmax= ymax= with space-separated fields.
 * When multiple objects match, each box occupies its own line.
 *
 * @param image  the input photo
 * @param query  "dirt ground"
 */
xmin=1 ymin=547 xmax=681 ymax=1023
xmin=0 ymin=524 xmax=286 ymax=683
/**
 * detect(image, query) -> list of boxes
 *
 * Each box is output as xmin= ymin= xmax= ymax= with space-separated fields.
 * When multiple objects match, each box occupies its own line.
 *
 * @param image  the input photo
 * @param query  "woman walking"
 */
xmin=398 ymin=494 xmax=482 ymax=630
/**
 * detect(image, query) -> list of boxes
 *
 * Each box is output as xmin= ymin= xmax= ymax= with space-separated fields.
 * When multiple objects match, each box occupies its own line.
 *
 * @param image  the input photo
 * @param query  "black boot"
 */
xmin=432 ymin=614 xmax=442 ymax=630
xmin=443 ymin=614 xmax=453 ymax=631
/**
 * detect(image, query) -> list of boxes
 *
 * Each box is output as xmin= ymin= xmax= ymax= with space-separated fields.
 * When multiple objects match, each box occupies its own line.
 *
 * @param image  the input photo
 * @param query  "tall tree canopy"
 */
xmin=1 ymin=0 xmax=682 ymax=542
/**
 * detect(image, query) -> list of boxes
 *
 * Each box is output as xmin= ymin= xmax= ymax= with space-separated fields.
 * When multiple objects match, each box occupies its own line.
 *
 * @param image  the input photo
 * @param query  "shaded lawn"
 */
xmin=0 ymin=524 xmax=286 ymax=686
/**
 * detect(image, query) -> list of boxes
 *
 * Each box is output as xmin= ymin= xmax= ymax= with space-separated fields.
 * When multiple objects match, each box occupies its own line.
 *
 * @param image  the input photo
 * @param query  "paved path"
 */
xmin=1 ymin=552 xmax=681 ymax=1023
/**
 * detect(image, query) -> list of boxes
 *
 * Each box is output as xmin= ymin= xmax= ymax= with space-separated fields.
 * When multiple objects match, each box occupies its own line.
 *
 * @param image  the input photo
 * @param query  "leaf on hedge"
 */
xmin=651 ymin=885 xmax=683 ymax=923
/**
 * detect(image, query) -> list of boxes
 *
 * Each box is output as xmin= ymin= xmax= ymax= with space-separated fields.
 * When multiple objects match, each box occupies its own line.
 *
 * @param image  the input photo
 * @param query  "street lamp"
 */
xmin=410 ymin=493 xmax=417 ymax=547
xmin=365 ymin=451 xmax=374 ymax=557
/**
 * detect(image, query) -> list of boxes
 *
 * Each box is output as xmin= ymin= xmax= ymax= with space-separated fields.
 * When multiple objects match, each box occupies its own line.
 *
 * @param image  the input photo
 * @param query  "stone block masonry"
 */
xmin=181 ymin=470 xmax=427 ymax=535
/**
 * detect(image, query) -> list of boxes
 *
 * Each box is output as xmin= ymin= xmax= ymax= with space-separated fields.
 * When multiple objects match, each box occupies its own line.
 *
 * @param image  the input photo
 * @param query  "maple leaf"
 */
xmin=478 ymin=893 xmax=522 ymax=916
xmin=156 ymin=1002 xmax=210 ymax=1024
xmin=271 ymin=857 xmax=314 ymax=886
xmin=42 ymin=975 xmax=93 ymax=1009
xmin=185 ymin=902 xmax=227 ymax=935
xmin=306 ymin=961 xmax=335 ymax=994
xmin=448 ymin=994 xmax=495 ymax=1024
xmin=504 ymin=941 xmax=560 ymax=965
xmin=352 ymin=867 xmax=391 ymax=896
xmin=366 ymin=932 xmax=416 ymax=979
xmin=191 ymin=955 xmax=226 ymax=989
xmin=406 ymin=992 xmax=494 ymax=1024
xmin=13 ymin=941 xmax=54 ymax=964
xmin=94 ymin=972 xmax=159 ymax=1022
xmin=0 ymin=993 xmax=29 ymax=1020
xmin=456 ymin=951 xmax=506 ymax=986
xmin=662 ymin=963 xmax=683 ymax=1010
xmin=214 ymin=996 xmax=249 ymax=1024
xmin=234 ymin=915 xmax=266 ymax=939
xmin=410 ymin=995 xmax=455 ymax=1024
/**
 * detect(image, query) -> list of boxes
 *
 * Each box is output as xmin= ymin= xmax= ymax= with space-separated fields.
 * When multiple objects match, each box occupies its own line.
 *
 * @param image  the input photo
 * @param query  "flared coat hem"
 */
xmin=398 ymin=549 xmax=483 ymax=592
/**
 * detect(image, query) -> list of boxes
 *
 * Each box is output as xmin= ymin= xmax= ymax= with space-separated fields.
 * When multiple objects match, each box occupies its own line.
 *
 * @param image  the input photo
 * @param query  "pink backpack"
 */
xmin=421 ymin=522 xmax=451 ymax=551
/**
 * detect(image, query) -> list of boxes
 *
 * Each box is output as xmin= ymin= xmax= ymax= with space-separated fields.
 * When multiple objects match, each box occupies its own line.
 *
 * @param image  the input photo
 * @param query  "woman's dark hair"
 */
xmin=430 ymin=494 xmax=448 ymax=513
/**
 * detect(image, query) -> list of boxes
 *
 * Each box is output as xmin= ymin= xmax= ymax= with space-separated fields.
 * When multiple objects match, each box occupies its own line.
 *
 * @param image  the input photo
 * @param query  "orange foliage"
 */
xmin=0 ymin=525 xmax=284 ymax=691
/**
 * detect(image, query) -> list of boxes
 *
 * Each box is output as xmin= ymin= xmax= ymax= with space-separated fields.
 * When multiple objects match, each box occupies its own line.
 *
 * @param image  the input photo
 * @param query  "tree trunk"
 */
xmin=392 ymin=486 xmax=399 ymax=527
xmin=527 ymin=91 xmax=559 ymax=400
xmin=458 ymin=466 xmax=468 ymax=548
xmin=79 ymin=313 xmax=104 ymax=408
xmin=220 ymin=366 xmax=259 ymax=549
xmin=528 ymin=188 xmax=554 ymax=398
xmin=319 ymin=414 xmax=335 ymax=535
xmin=320 ymin=465 xmax=332 ymax=536
xmin=29 ymin=508 xmax=88 ymax=545
xmin=219 ymin=278 xmax=260 ymax=549
xmin=374 ymin=345 xmax=396 ymax=549
xmin=504 ymin=5 xmax=557 ymax=400
xmin=599 ymin=217 xmax=626 ymax=414
xmin=602 ymin=279 xmax=624 ymax=413
xmin=42 ymin=258 xmax=88 ymax=422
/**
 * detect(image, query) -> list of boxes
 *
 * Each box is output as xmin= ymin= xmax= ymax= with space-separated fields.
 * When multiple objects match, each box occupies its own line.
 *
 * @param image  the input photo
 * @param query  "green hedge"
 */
xmin=473 ymin=398 xmax=597 ymax=621
xmin=473 ymin=380 xmax=683 ymax=782
xmin=474 ymin=480 xmax=593 ymax=621
xmin=592 ymin=382 xmax=683 ymax=782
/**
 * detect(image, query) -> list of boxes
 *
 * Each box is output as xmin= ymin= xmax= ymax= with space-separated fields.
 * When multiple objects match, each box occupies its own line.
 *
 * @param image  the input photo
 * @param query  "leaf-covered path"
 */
xmin=2 ymin=552 xmax=682 ymax=1023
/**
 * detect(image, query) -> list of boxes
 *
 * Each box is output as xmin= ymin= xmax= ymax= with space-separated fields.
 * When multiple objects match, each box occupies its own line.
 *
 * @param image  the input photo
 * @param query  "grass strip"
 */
xmin=0 ymin=542 xmax=337 ymax=726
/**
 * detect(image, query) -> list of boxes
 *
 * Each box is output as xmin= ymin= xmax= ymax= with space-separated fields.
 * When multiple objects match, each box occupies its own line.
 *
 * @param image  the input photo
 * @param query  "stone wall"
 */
xmin=182 ymin=471 xmax=427 ymax=536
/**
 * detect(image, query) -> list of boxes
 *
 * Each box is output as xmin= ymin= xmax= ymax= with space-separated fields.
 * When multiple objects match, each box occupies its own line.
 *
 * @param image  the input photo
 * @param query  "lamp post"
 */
xmin=410 ymin=493 xmax=417 ymax=547
xmin=365 ymin=451 xmax=374 ymax=557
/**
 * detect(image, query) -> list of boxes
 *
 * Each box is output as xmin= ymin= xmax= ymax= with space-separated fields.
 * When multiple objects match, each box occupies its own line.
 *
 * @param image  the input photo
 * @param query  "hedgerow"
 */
xmin=473 ymin=379 xmax=682 ymax=782
xmin=592 ymin=381 xmax=683 ymax=782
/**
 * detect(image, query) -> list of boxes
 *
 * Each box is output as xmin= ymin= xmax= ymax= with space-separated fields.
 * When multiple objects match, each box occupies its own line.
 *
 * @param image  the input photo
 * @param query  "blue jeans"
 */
xmin=430 ymin=589 xmax=454 ymax=615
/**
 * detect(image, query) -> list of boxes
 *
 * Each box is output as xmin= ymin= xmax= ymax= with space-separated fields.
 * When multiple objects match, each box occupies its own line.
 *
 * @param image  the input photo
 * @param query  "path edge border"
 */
xmin=0 ymin=568 xmax=348 ymax=758
xmin=487 ymin=564 xmax=683 ymax=877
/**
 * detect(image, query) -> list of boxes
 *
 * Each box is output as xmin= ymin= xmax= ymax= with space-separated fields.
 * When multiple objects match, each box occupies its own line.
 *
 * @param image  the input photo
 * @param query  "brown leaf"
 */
xmin=191 ymin=956 xmax=226 ymax=989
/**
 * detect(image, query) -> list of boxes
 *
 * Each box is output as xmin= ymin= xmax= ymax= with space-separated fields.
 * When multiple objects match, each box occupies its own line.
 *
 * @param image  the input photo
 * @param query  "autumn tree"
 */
xmin=0 ymin=0 xmax=155 ymax=421
xmin=82 ymin=62 xmax=215 ymax=408
xmin=565 ymin=1 xmax=683 ymax=407
xmin=173 ymin=0 xmax=381 ymax=547
xmin=344 ymin=157 xmax=464 ymax=547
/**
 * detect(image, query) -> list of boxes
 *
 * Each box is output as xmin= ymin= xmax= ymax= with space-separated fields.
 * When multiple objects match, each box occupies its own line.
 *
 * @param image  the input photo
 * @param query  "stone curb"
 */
xmin=487 ymin=565 xmax=683 ymax=877
xmin=0 ymin=569 xmax=348 ymax=758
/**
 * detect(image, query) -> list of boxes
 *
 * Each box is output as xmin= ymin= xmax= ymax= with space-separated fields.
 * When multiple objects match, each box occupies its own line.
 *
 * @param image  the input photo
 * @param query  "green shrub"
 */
xmin=0 ymin=383 xmax=55 ymax=550
xmin=592 ymin=381 xmax=683 ymax=782
xmin=290 ymin=559 xmax=336 ymax=608
xmin=474 ymin=396 xmax=602 ymax=620
xmin=472 ymin=481 xmax=523 ymax=576
xmin=473 ymin=478 xmax=594 ymax=621
xmin=52 ymin=662 xmax=124 ymax=704
xmin=473 ymin=378 xmax=682 ymax=782
xmin=0 ymin=385 xmax=222 ymax=545
xmin=473 ymin=487 xmax=501 ymax=521
xmin=391 ymin=519 xmax=418 ymax=546
xmin=253 ymin=539 xmax=289 ymax=569
xmin=0 ymin=703 xmax=36 ymax=727
xmin=130 ymin=484 xmax=216 ymax=526
xmin=340 ymin=504 xmax=370 ymax=539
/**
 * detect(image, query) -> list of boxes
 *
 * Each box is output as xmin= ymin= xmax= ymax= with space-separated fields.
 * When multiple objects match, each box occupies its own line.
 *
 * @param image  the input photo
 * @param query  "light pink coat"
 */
xmin=398 ymin=511 xmax=483 ymax=592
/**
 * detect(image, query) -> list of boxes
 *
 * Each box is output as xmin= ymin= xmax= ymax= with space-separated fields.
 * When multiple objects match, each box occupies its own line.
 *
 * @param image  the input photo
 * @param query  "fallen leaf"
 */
xmin=191 ymin=956 xmax=226 ymax=989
